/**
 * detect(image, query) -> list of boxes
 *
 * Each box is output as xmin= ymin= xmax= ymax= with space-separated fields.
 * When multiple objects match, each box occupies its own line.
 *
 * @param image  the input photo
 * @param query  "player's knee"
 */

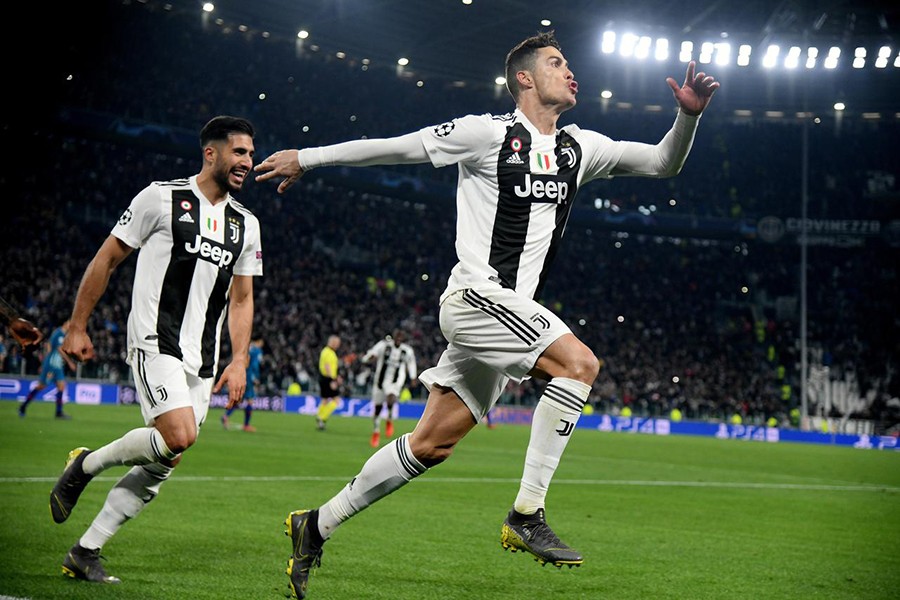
xmin=160 ymin=427 xmax=197 ymax=454
xmin=566 ymin=348 xmax=601 ymax=384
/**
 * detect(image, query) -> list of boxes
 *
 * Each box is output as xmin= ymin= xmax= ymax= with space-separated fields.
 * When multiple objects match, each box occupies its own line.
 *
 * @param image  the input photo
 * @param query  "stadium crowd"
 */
xmin=3 ymin=0 xmax=897 ymax=431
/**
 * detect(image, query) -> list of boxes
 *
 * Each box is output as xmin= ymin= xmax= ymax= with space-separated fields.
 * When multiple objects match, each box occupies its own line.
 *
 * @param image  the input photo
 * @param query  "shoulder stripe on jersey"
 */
xmin=228 ymin=200 xmax=255 ymax=218
xmin=154 ymin=178 xmax=191 ymax=188
xmin=463 ymin=289 xmax=539 ymax=345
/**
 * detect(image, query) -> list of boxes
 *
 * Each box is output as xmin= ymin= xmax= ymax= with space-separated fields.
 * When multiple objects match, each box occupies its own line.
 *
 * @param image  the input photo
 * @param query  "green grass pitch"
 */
xmin=1 ymin=402 xmax=898 ymax=599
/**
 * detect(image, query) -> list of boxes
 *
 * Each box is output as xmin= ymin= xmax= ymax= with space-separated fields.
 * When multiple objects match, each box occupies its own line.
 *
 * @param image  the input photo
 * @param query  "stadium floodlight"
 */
xmin=541 ymin=19 xmax=551 ymax=27
xmin=762 ymin=44 xmax=779 ymax=68
xmin=806 ymin=47 xmax=818 ymax=69
xmin=397 ymin=57 xmax=410 ymax=66
xmin=853 ymin=47 xmax=865 ymax=69
xmin=699 ymin=41 xmax=713 ymax=64
xmin=876 ymin=46 xmax=891 ymax=68
xmin=600 ymin=89 xmax=613 ymax=99
xmin=715 ymin=42 xmax=731 ymax=66
xmin=824 ymin=46 xmax=840 ymax=69
xmin=895 ymin=54 xmax=900 ymax=68
xmin=202 ymin=2 xmax=214 ymax=13
xmin=297 ymin=30 xmax=309 ymax=39
xmin=834 ymin=102 xmax=845 ymax=111
xmin=494 ymin=76 xmax=506 ymax=85
xmin=602 ymin=31 xmax=616 ymax=54
xmin=737 ymin=44 xmax=751 ymax=66
xmin=635 ymin=36 xmax=652 ymax=59
xmin=620 ymin=33 xmax=638 ymax=57
xmin=679 ymin=41 xmax=693 ymax=63
xmin=654 ymin=38 xmax=669 ymax=61
xmin=784 ymin=46 xmax=801 ymax=69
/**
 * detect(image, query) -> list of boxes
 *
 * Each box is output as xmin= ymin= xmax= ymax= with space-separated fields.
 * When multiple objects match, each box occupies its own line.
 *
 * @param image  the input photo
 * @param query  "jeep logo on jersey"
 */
xmin=184 ymin=235 xmax=234 ymax=268
xmin=513 ymin=173 xmax=569 ymax=204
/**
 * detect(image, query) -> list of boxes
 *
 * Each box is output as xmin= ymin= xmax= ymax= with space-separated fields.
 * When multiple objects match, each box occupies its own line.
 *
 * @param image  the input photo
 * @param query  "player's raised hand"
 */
xmin=61 ymin=328 xmax=95 ymax=362
xmin=254 ymin=149 xmax=305 ymax=194
xmin=666 ymin=61 xmax=719 ymax=116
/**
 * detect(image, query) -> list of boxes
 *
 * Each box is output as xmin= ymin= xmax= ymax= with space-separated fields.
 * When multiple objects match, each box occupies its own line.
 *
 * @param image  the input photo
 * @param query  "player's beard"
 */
xmin=214 ymin=163 xmax=243 ymax=194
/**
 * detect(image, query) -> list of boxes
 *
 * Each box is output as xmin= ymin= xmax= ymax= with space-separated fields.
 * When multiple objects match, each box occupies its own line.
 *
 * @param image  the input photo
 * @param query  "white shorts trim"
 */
xmin=129 ymin=349 xmax=212 ymax=427
xmin=418 ymin=287 xmax=571 ymax=420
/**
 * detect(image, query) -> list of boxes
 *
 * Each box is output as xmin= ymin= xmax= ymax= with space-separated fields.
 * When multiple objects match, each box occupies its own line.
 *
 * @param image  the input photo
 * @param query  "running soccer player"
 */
xmin=20 ymin=320 xmax=76 ymax=419
xmin=256 ymin=31 xmax=718 ymax=599
xmin=361 ymin=329 xmax=417 ymax=447
xmin=50 ymin=116 xmax=263 ymax=584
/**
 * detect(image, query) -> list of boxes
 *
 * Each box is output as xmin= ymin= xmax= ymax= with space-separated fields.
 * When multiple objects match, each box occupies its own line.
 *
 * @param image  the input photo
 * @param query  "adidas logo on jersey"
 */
xmin=179 ymin=212 xmax=195 ymax=224
xmin=506 ymin=152 xmax=524 ymax=165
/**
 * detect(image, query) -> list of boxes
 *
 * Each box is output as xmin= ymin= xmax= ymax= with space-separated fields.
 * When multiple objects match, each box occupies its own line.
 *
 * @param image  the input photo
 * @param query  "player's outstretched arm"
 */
xmin=254 ymin=133 xmax=429 ymax=194
xmin=62 ymin=235 xmax=134 ymax=362
xmin=666 ymin=61 xmax=719 ymax=116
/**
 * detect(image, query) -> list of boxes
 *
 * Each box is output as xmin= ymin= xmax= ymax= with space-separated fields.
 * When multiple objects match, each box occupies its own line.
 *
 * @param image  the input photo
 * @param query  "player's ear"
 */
xmin=516 ymin=69 xmax=533 ymax=90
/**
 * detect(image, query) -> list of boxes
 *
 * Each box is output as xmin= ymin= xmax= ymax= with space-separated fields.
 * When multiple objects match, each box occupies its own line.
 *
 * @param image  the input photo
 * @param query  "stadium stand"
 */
xmin=3 ymin=0 xmax=897 ymax=433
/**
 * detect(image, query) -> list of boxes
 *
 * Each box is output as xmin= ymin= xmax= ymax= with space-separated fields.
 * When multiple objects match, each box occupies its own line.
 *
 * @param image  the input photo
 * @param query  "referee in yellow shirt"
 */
xmin=316 ymin=335 xmax=342 ymax=430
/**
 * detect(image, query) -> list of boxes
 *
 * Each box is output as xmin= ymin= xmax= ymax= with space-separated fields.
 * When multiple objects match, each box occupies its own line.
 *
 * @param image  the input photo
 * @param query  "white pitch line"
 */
xmin=2 ymin=475 xmax=897 ymax=493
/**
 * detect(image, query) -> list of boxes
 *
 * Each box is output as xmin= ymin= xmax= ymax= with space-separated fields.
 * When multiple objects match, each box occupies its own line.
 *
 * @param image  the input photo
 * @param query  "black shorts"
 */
xmin=319 ymin=376 xmax=340 ymax=399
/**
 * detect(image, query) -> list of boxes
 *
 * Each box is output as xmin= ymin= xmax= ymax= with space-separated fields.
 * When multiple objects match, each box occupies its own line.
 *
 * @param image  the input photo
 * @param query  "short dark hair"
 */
xmin=199 ymin=115 xmax=255 ymax=147
xmin=504 ymin=31 xmax=562 ymax=101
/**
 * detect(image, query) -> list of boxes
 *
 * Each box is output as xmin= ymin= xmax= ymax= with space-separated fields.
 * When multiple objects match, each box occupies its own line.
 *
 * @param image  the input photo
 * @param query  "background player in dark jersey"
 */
xmin=222 ymin=336 xmax=264 ymax=432
xmin=256 ymin=32 xmax=717 ymax=599
xmin=50 ymin=115 xmax=263 ymax=584
xmin=19 ymin=320 xmax=76 ymax=419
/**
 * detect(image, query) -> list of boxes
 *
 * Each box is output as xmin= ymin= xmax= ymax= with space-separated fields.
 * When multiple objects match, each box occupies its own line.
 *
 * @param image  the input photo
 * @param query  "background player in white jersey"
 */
xmin=255 ymin=31 xmax=717 ymax=599
xmin=51 ymin=115 xmax=264 ymax=584
xmin=361 ymin=328 xmax=417 ymax=447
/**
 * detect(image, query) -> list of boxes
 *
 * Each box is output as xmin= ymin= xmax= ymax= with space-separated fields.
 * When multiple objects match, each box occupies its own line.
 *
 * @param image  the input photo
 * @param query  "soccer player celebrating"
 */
xmin=51 ymin=116 xmax=263 ymax=584
xmin=361 ymin=329 xmax=417 ymax=447
xmin=256 ymin=31 xmax=717 ymax=599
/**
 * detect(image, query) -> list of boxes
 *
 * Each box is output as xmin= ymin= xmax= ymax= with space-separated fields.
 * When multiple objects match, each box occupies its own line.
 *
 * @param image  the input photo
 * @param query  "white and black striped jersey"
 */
xmin=112 ymin=175 xmax=263 ymax=378
xmin=419 ymin=108 xmax=627 ymax=301
xmin=362 ymin=336 xmax=417 ymax=391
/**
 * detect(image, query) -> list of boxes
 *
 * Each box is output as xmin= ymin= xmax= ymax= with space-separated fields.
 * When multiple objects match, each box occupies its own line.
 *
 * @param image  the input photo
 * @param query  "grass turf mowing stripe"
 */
xmin=3 ymin=474 xmax=897 ymax=492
